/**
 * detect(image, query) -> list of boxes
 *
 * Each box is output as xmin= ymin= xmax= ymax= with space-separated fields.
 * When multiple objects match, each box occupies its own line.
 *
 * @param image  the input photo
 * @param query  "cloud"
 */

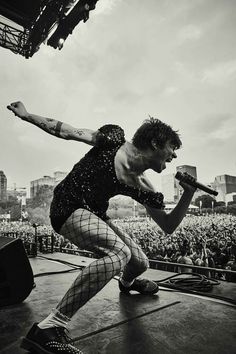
xmin=191 ymin=113 xmax=236 ymax=150
xmin=177 ymin=24 xmax=203 ymax=44
xmin=194 ymin=113 xmax=231 ymax=132
xmin=95 ymin=0 xmax=122 ymax=16
xmin=201 ymin=60 xmax=236 ymax=85
xmin=174 ymin=61 xmax=196 ymax=80
xmin=162 ymin=86 xmax=179 ymax=96
xmin=18 ymin=133 xmax=46 ymax=149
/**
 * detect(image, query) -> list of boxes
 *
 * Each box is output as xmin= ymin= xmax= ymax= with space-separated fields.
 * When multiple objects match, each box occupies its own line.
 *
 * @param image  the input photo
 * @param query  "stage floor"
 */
xmin=1 ymin=253 xmax=236 ymax=354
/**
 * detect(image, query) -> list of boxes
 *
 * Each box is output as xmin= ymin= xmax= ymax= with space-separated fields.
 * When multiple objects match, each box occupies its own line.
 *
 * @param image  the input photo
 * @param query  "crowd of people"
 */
xmin=0 ymin=221 xmax=81 ymax=255
xmin=114 ymin=213 xmax=236 ymax=274
xmin=1 ymin=213 xmax=236 ymax=274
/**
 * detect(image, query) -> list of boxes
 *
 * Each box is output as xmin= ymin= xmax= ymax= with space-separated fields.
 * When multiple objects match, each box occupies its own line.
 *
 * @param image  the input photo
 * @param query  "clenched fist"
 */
xmin=7 ymin=101 xmax=28 ymax=119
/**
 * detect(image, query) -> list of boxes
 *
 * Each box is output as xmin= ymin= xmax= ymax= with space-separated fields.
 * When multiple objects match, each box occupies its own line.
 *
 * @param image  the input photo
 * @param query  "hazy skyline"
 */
xmin=0 ymin=0 xmax=236 ymax=195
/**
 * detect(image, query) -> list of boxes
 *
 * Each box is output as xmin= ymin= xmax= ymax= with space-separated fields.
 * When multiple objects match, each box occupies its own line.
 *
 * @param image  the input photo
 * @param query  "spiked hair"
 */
xmin=132 ymin=116 xmax=182 ymax=150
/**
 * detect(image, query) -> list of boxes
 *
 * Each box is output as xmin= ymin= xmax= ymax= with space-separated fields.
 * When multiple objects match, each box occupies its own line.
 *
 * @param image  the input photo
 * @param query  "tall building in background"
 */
xmin=176 ymin=165 xmax=197 ymax=201
xmin=30 ymin=175 xmax=55 ymax=198
xmin=54 ymin=171 xmax=67 ymax=185
xmin=213 ymin=175 xmax=236 ymax=202
xmin=0 ymin=171 xmax=7 ymax=201
xmin=30 ymin=171 xmax=67 ymax=198
xmin=161 ymin=174 xmax=178 ymax=202
xmin=176 ymin=165 xmax=197 ymax=179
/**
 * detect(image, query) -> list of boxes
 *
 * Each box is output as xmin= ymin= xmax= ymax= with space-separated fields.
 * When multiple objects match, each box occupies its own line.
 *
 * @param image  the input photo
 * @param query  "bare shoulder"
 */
xmin=139 ymin=173 xmax=157 ymax=192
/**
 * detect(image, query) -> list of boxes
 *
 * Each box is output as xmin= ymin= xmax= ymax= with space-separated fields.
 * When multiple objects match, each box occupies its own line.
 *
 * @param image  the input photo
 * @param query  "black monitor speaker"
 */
xmin=0 ymin=236 xmax=34 ymax=307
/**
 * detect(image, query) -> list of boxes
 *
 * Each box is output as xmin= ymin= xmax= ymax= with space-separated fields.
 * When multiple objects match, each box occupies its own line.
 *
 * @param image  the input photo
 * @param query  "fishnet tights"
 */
xmin=56 ymin=209 xmax=149 ymax=318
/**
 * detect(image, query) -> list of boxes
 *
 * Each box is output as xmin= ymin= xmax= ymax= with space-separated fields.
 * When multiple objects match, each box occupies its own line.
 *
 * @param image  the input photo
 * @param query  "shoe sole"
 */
xmin=20 ymin=337 xmax=52 ymax=354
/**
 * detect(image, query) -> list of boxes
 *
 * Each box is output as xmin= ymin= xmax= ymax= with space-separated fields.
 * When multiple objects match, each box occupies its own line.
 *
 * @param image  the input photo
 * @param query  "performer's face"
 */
xmin=151 ymin=140 xmax=177 ymax=173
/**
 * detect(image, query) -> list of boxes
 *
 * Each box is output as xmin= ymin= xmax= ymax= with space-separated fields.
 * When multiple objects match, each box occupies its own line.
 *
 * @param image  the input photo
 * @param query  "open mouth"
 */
xmin=166 ymin=158 xmax=172 ymax=163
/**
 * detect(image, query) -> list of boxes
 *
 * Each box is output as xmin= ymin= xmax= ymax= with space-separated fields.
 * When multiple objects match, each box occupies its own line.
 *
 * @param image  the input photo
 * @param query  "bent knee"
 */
xmin=134 ymin=254 xmax=149 ymax=273
xmin=113 ymin=244 xmax=131 ymax=270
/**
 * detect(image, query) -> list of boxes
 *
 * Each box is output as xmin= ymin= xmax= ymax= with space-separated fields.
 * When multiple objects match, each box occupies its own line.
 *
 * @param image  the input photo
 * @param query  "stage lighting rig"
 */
xmin=47 ymin=0 xmax=98 ymax=50
xmin=0 ymin=0 xmax=99 ymax=57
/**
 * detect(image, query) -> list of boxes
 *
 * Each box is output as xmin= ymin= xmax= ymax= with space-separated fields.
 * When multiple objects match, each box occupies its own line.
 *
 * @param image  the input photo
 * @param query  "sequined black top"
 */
xmin=50 ymin=124 xmax=164 ymax=232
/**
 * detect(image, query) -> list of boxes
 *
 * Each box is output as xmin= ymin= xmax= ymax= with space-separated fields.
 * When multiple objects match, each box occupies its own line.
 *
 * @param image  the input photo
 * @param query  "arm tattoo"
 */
xmin=55 ymin=121 xmax=63 ymax=137
xmin=27 ymin=115 xmax=62 ymax=136
xmin=39 ymin=122 xmax=48 ymax=130
xmin=74 ymin=129 xmax=84 ymax=136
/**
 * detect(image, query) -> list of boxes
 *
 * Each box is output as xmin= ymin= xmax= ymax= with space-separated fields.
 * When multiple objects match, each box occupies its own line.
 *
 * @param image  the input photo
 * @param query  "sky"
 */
xmin=0 ymin=0 xmax=236 ymax=195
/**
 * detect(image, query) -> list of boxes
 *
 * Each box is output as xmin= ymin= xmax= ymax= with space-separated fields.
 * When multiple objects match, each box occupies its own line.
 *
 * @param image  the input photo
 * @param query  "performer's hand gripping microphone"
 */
xmin=175 ymin=171 xmax=218 ymax=196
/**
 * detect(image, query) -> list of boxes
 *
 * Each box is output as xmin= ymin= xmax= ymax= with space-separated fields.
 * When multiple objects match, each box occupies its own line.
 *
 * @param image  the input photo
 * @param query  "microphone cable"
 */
xmin=154 ymin=272 xmax=236 ymax=306
xmin=155 ymin=272 xmax=219 ymax=291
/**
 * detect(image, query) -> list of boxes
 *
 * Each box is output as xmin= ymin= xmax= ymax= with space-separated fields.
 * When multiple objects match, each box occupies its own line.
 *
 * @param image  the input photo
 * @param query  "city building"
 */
xmin=225 ymin=192 xmax=236 ymax=205
xmin=213 ymin=174 xmax=236 ymax=202
xmin=30 ymin=175 xmax=55 ymax=198
xmin=176 ymin=165 xmax=197 ymax=201
xmin=161 ymin=173 xmax=179 ymax=203
xmin=161 ymin=166 xmax=198 ymax=203
xmin=0 ymin=170 xmax=7 ymax=201
xmin=30 ymin=171 xmax=67 ymax=198
xmin=176 ymin=165 xmax=197 ymax=178
xmin=54 ymin=171 xmax=67 ymax=185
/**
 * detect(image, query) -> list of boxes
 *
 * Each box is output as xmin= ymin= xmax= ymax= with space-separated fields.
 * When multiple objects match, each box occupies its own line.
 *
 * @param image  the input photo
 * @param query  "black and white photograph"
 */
xmin=0 ymin=1 xmax=236 ymax=353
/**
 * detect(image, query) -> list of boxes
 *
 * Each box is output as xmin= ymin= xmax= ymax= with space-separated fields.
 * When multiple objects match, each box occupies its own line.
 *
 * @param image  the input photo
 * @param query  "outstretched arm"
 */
xmin=7 ymin=101 xmax=98 ymax=145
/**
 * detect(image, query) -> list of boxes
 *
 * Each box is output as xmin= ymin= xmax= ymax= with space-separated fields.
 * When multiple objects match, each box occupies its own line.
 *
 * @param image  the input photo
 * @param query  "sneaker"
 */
xmin=20 ymin=323 xmax=83 ymax=354
xmin=119 ymin=278 xmax=159 ymax=295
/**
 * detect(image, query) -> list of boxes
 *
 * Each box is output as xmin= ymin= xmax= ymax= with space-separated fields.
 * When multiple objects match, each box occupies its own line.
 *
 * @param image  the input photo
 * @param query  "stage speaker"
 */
xmin=0 ymin=236 xmax=34 ymax=307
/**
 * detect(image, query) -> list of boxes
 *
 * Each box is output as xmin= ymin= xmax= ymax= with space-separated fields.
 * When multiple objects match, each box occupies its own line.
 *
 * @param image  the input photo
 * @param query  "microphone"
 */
xmin=175 ymin=171 xmax=218 ymax=196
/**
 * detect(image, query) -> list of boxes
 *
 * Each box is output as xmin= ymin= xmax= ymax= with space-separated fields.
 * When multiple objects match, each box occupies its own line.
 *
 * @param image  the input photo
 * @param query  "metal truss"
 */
xmin=0 ymin=0 xmax=99 ymax=57
xmin=0 ymin=21 xmax=30 ymax=57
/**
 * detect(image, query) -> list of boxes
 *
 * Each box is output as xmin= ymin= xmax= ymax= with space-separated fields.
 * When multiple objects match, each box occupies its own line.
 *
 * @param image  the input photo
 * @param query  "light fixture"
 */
xmin=58 ymin=38 xmax=65 ymax=49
